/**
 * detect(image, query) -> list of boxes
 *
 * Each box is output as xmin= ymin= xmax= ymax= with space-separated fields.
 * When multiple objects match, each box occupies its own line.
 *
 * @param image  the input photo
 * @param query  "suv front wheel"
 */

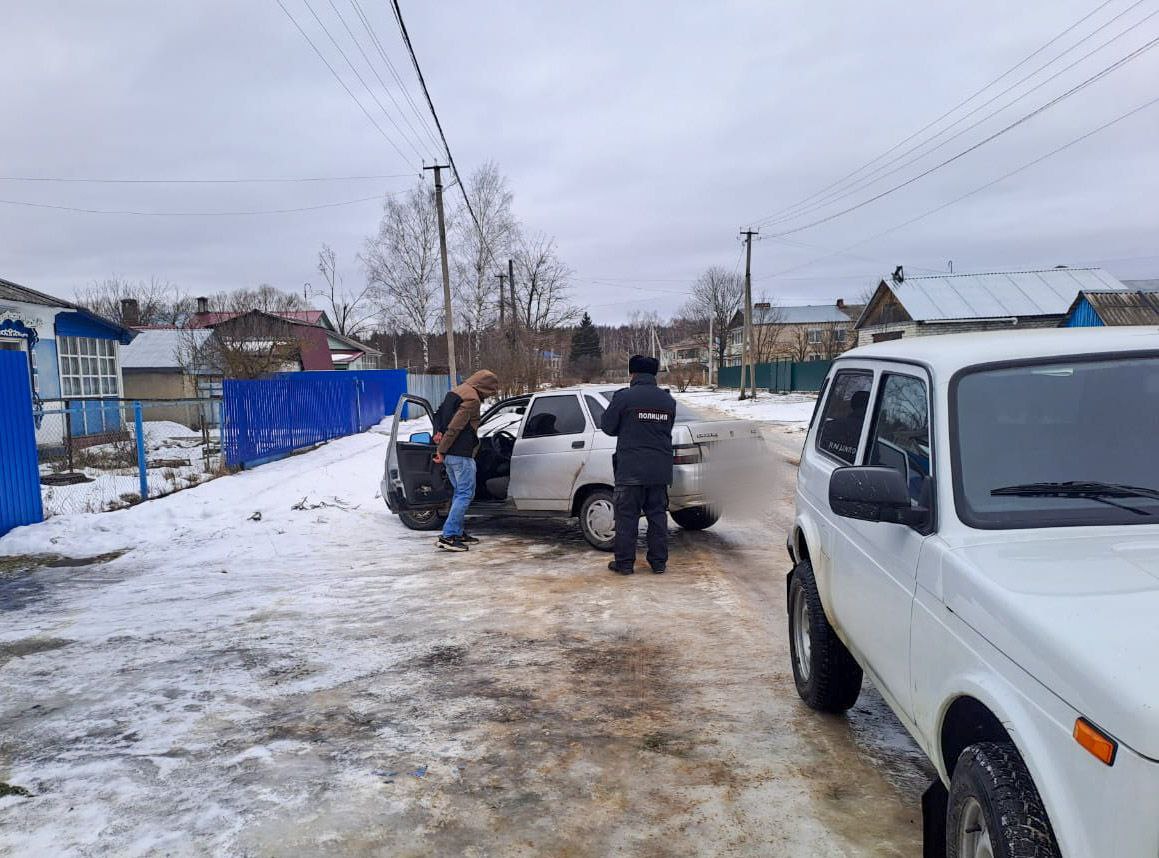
xmin=947 ymin=742 xmax=1060 ymax=858
xmin=788 ymin=559 xmax=862 ymax=712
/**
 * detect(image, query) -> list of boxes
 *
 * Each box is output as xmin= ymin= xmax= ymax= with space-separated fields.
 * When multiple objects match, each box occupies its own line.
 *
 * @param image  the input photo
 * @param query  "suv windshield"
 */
xmin=952 ymin=354 xmax=1159 ymax=528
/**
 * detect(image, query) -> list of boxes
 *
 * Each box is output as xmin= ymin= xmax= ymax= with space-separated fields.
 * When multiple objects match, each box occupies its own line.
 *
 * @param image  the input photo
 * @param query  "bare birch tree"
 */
xmin=363 ymin=183 xmax=442 ymax=370
xmin=452 ymin=162 xmax=516 ymax=367
xmin=315 ymin=244 xmax=376 ymax=338
xmin=680 ymin=266 xmax=744 ymax=374
xmin=78 ymin=276 xmax=193 ymax=326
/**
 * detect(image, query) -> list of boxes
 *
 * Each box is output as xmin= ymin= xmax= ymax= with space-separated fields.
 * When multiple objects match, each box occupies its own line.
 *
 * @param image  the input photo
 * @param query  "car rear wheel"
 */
xmin=671 ymin=506 xmax=719 ymax=530
xmin=948 ymin=742 xmax=1060 ymax=858
xmin=788 ymin=559 xmax=862 ymax=712
xmin=579 ymin=490 xmax=616 ymax=551
xmin=398 ymin=508 xmax=445 ymax=531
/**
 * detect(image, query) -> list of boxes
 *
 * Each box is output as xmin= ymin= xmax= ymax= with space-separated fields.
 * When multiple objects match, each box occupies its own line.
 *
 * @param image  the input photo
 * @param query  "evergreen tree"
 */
xmin=569 ymin=312 xmax=603 ymax=381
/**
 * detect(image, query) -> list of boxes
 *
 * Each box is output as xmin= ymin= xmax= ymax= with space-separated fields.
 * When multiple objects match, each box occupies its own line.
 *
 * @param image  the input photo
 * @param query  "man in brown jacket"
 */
xmin=432 ymin=370 xmax=500 ymax=551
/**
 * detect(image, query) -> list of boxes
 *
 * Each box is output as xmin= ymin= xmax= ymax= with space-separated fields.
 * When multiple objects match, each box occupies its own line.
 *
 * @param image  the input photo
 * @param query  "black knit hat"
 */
xmin=628 ymin=354 xmax=660 ymax=375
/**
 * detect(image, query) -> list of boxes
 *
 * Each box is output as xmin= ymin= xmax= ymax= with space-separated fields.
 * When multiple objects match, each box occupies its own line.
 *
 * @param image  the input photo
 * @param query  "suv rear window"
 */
xmin=815 ymin=369 xmax=873 ymax=464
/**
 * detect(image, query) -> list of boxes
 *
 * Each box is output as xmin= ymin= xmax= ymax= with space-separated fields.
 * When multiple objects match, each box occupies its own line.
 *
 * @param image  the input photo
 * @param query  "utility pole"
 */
xmin=425 ymin=164 xmax=456 ymax=386
xmin=507 ymin=258 xmax=517 ymax=329
xmin=707 ymin=313 xmax=714 ymax=387
xmin=739 ymin=228 xmax=759 ymax=400
xmin=496 ymin=272 xmax=506 ymax=327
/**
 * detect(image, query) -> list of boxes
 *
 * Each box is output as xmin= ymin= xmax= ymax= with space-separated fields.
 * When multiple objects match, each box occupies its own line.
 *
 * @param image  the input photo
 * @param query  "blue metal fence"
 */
xmin=0 ymin=351 xmax=44 ymax=536
xmin=222 ymin=369 xmax=407 ymax=468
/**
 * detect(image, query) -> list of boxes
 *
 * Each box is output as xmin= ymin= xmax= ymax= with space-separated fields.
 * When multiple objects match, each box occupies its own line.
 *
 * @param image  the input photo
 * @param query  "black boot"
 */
xmin=608 ymin=561 xmax=634 ymax=575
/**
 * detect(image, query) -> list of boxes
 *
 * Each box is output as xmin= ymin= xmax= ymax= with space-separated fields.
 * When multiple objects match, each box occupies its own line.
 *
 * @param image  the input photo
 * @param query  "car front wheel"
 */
xmin=398 ymin=508 xmax=445 ymax=531
xmin=579 ymin=490 xmax=616 ymax=551
xmin=788 ymin=559 xmax=862 ymax=712
xmin=948 ymin=742 xmax=1060 ymax=858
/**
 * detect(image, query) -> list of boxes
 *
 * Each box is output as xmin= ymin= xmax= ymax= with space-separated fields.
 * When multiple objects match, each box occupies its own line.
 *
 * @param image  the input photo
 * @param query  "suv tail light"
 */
xmin=673 ymin=443 xmax=702 ymax=465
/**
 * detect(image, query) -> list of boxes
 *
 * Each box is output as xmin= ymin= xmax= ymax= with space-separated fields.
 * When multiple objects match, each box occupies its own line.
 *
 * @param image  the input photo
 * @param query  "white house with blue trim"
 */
xmin=0 ymin=277 xmax=135 ymax=443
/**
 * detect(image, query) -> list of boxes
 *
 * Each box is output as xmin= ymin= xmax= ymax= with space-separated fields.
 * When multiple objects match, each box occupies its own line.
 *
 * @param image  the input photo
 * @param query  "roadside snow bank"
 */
xmin=0 ymin=431 xmax=388 ymax=558
xmin=675 ymin=387 xmax=817 ymax=424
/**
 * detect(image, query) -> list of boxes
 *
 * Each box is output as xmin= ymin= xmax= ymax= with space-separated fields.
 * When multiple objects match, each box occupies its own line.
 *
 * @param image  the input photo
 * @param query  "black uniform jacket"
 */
xmin=600 ymin=374 xmax=677 ymax=486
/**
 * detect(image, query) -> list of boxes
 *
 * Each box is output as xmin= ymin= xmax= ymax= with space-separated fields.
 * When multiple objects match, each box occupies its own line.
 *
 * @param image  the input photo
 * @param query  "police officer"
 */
xmin=600 ymin=354 xmax=677 ymax=575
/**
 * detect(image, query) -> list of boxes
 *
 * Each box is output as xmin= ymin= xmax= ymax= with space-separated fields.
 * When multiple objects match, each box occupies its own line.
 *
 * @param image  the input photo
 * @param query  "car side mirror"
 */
xmin=829 ymin=466 xmax=929 ymax=529
xmin=409 ymin=431 xmax=433 ymax=444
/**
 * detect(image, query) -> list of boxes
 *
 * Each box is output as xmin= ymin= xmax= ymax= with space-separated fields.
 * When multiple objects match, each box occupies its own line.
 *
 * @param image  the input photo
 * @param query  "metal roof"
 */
xmin=1079 ymin=290 xmax=1159 ymax=326
xmin=756 ymin=303 xmax=851 ymax=324
xmin=121 ymin=329 xmax=211 ymax=370
xmin=845 ymin=326 xmax=1159 ymax=376
xmin=882 ymin=268 xmax=1127 ymax=322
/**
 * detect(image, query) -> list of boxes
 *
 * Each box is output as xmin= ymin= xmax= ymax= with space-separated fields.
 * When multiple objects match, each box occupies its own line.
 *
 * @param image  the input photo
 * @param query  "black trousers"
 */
xmin=613 ymin=484 xmax=668 ymax=570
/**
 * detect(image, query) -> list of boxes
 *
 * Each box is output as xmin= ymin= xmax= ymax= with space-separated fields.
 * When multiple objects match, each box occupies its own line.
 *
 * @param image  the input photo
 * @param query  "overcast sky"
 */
xmin=3 ymin=0 xmax=1157 ymax=322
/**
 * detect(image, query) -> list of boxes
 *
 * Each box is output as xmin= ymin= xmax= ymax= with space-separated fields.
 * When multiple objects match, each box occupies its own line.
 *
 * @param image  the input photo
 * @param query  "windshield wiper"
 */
xmin=990 ymin=481 xmax=1159 ymax=517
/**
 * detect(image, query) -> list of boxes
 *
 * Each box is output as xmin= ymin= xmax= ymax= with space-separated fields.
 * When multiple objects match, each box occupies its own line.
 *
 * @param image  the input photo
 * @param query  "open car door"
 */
xmin=381 ymin=394 xmax=453 ymax=514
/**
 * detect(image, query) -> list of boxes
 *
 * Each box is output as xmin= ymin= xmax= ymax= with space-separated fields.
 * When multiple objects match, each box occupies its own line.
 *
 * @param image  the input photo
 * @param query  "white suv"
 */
xmin=787 ymin=328 xmax=1159 ymax=858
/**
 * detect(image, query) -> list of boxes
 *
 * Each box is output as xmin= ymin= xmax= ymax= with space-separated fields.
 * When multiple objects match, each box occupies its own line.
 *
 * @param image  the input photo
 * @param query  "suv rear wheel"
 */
xmin=788 ymin=559 xmax=862 ymax=712
xmin=947 ymin=742 xmax=1060 ymax=858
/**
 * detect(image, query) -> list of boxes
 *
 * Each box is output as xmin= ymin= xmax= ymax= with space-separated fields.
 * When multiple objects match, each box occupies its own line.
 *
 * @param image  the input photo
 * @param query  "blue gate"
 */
xmin=0 ymin=351 xmax=44 ymax=536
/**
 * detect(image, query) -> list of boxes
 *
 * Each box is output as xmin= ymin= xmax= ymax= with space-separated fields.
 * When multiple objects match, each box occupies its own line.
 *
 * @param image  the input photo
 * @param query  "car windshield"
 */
xmin=952 ymin=354 xmax=1159 ymax=528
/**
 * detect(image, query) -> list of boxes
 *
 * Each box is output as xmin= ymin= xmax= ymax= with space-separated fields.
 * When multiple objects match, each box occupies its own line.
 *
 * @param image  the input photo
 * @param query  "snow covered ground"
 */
xmin=0 ymin=416 xmax=928 ymax=856
xmin=673 ymin=387 xmax=817 ymax=425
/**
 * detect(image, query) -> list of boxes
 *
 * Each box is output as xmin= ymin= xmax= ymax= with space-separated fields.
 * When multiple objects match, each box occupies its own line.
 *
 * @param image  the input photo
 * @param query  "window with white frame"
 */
xmin=58 ymin=336 xmax=120 ymax=397
xmin=834 ymin=328 xmax=847 ymax=342
xmin=807 ymin=328 xmax=823 ymax=344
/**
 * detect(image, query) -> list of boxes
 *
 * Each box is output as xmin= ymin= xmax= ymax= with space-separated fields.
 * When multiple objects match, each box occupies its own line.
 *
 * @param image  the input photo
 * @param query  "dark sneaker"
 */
xmin=460 ymin=533 xmax=481 ymax=545
xmin=608 ymin=561 xmax=634 ymax=575
xmin=650 ymin=566 xmax=666 ymax=574
xmin=437 ymin=536 xmax=469 ymax=552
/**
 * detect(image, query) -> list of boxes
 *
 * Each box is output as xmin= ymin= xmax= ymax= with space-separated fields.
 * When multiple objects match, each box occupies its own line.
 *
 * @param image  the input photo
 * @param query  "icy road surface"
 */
xmin=0 ymin=417 xmax=932 ymax=856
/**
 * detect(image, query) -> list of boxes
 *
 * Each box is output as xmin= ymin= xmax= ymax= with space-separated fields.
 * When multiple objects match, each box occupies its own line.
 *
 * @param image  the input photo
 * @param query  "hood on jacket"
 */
xmin=465 ymin=369 xmax=499 ymax=398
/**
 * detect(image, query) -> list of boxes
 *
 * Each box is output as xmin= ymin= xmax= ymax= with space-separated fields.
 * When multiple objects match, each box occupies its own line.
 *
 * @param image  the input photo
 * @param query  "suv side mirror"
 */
xmin=829 ymin=466 xmax=929 ymax=528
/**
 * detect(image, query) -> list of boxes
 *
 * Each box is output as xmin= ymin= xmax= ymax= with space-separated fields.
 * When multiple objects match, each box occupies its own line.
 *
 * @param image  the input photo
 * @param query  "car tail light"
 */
xmin=1074 ymin=717 xmax=1117 ymax=766
xmin=673 ymin=444 xmax=702 ymax=465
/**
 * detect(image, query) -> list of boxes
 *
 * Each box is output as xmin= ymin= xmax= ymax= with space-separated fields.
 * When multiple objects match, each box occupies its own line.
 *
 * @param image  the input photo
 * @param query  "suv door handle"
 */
xmin=571 ymin=440 xmax=585 ymax=449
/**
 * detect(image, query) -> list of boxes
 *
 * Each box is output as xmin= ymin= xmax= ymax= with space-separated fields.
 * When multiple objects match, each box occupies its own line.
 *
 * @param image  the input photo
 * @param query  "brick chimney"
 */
xmin=120 ymin=298 xmax=140 ymax=327
xmin=196 ymin=296 xmax=209 ymax=314
xmin=836 ymin=298 xmax=845 ymax=309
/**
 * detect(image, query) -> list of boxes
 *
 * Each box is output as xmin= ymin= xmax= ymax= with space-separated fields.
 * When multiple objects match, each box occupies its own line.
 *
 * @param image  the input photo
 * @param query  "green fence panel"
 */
xmin=717 ymin=366 xmax=741 ymax=388
xmin=790 ymin=360 xmax=832 ymax=391
xmin=716 ymin=359 xmax=831 ymax=391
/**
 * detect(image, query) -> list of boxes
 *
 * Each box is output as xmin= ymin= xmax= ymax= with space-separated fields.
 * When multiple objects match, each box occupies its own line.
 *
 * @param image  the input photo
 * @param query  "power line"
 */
xmin=319 ymin=0 xmax=440 ymax=162
xmin=298 ymin=0 xmax=430 ymax=162
xmin=748 ymin=0 xmax=1120 ymax=226
xmin=756 ymin=92 xmax=1159 ymax=280
xmin=348 ymin=0 xmax=443 ymax=152
xmin=0 ymin=173 xmax=417 ymax=184
xmin=0 ymin=193 xmax=389 ymax=216
xmin=273 ymin=0 xmax=416 ymax=167
xmin=767 ymin=35 xmax=1159 ymax=238
xmin=389 ymin=0 xmax=483 ymax=235
xmin=758 ymin=1 xmax=1157 ymax=229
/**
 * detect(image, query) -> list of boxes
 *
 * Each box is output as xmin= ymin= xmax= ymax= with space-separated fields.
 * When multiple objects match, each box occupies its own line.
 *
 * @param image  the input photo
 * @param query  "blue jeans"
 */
xmin=441 ymin=455 xmax=476 ymax=537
